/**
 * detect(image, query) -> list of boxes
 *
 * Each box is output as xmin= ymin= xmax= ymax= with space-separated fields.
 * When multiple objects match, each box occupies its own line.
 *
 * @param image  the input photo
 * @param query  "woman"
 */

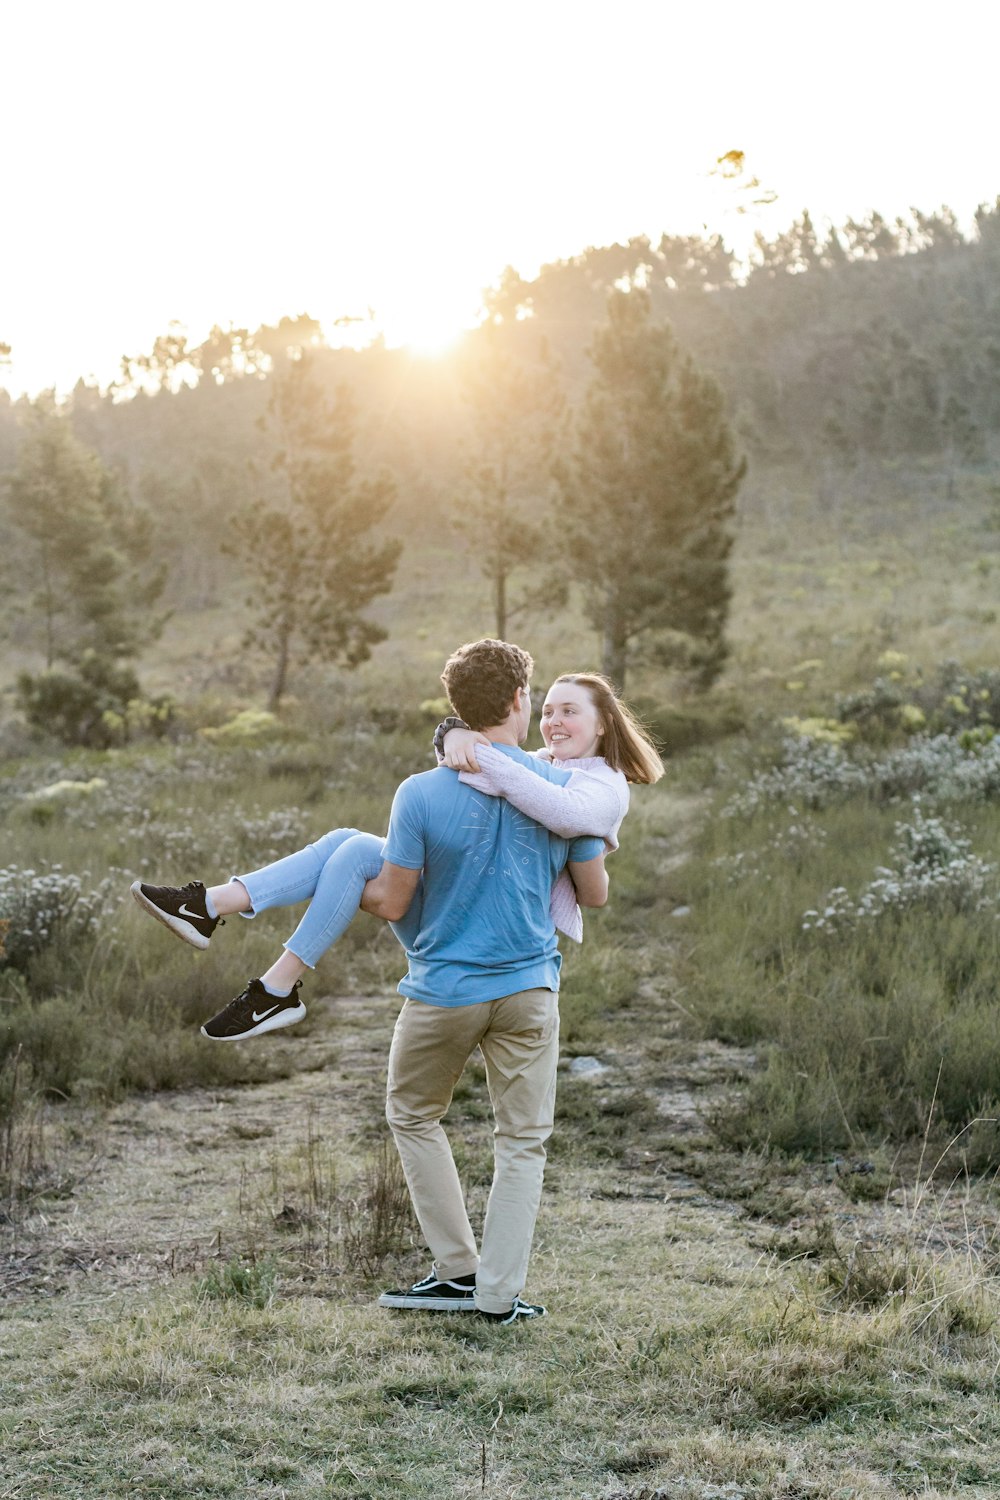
xmin=131 ymin=673 xmax=663 ymax=1040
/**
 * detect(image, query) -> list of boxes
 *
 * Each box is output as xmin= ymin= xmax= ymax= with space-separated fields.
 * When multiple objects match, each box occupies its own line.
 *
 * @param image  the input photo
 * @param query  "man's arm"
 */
xmin=361 ymin=861 xmax=422 ymax=923
xmin=568 ymin=852 xmax=609 ymax=908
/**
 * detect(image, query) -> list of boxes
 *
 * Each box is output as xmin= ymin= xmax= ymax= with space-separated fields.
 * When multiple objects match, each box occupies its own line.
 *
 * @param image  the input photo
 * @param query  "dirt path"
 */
xmin=0 ymin=790 xmax=712 ymax=1299
xmin=4 ymin=785 xmax=971 ymax=1309
xmin=1 ymin=999 xmax=391 ymax=1297
xmin=1 ymin=988 xmax=770 ymax=1310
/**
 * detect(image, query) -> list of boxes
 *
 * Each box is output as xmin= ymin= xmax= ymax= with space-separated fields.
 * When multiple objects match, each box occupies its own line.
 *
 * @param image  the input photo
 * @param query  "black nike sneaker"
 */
xmin=130 ymin=879 xmax=223 ymax=950
xmin=201 ymin=978 xmax=306 ymax=1041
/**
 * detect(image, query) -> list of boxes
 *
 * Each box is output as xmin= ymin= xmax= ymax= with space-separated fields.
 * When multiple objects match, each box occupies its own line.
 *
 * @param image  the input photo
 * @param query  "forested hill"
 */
xmin=487 ymin=200 xmax=1000 ymax=465
xmin=1 ymin=198 xmax=998 ymax=545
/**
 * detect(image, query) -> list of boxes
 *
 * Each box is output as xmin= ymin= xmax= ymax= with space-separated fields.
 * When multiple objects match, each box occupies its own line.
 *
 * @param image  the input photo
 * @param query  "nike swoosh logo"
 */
xmin=252 ymin=1005 xmax=281 ymax=1023
xmin=178 ymin=903 xmax=208 ymax=922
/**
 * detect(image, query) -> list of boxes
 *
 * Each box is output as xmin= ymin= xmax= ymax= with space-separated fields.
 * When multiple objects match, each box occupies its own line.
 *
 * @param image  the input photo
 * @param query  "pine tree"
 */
xmin=454 ymin=324 xmax=565 ymax=639
xmin=5 ymin=403 xmax=165 ymax=744
xmin=230 ymin=355 xmax=401 ymax=710
xmin=6 ymin=404 xmax=162 ymax=668
xmin=557 ymin=290 xmax=745 ymax=690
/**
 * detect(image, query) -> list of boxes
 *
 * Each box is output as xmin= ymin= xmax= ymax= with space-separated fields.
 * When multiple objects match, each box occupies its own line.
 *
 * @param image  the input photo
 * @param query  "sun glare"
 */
xmin=382 ymin=303 xmax=472 ymax=358
xmin=402 ymin=322 xmax=464 ymax=358
xmin=375 ymin=273 xmax=482 ymax=358
xmin=327 ymin=290 xmax=478 ymax=360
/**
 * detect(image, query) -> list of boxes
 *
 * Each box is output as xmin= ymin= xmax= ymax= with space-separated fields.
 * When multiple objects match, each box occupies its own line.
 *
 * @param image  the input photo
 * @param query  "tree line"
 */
xmin=2 ymin=290 xmax=742 ymax=737
xmin=2 ymin=198 xmax=997 ymax=741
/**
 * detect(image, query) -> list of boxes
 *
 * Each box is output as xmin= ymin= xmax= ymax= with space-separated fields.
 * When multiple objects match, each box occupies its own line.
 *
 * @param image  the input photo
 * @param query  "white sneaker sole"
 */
xmin=377 ymin=1293 xmax=477 ymax=1311
xmin=201 ymin=1002 xmax=307 ymax=1042
xmin=131 ymin=881 xmax=211 ymax=950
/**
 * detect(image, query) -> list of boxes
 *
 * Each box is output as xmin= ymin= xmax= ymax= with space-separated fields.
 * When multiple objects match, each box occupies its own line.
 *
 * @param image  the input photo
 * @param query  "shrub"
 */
xmin=803 ymin=803 xmax=996 ymax=932
xmin=833 ymin=661 xmax=1000 ymax=746
xmin=921 ymin=662 xmax=1000 ymax=737
xmin=0 ymin=865 xmax=104 ymax=973
xmin=723 ymin=732 xmax=1000 ymax=817
xmin=835 ymin=676 xmax=906 ymax=744
xmin=722 ymin=737 xmax=869 ymax=815
xmin=781 ymin=716 xmax=856 ymax=745
xmin=17 ymin=653 xmax=144 ymax=748
xmin=199 ymin=709 xmax=281 ymax=743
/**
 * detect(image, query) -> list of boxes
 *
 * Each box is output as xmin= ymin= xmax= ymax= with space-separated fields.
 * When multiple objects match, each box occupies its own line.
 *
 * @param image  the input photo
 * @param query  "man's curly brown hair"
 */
xmin=440 ymin=638 xmax=534 ymax=730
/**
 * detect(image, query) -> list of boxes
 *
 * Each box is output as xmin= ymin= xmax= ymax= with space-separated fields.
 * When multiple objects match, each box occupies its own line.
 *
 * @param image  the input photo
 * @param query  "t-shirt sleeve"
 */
xmin=567 ymin=833 xmax=605 ymax=863
xmin=383 ymin=778 xmax=427 ymax=870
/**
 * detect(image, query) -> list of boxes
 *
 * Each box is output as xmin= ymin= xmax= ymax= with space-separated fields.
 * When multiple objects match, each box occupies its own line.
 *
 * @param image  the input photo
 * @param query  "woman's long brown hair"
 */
xmin=549 ymin=674 xmax=665 ymax=784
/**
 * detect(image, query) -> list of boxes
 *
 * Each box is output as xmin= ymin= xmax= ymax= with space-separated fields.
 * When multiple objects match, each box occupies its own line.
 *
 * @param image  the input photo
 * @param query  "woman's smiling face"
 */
xmin=540 ymin=680 xmax=603 ymax=760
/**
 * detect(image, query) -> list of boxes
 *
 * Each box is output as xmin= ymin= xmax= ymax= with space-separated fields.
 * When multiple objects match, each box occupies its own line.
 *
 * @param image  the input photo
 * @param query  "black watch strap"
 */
xmin=433 ymin=716 xmax=470 ymax=758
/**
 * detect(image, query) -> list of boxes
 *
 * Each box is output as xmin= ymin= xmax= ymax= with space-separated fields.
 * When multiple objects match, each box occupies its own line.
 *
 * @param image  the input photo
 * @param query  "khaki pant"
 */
xmin=385 ymin=987 xmax=559 ymax=1315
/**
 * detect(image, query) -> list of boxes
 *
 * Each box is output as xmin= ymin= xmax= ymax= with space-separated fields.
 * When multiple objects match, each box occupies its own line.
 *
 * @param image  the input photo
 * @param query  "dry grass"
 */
xmin=4 ymin=933 xmax=1000 ymax=1498
xmin=728 ymin=467 xmax=1000 ymax=707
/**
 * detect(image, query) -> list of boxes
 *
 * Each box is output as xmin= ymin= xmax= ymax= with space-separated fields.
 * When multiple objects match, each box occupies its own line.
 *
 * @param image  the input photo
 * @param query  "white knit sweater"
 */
xmin=458 ymin=746 xmax=629 ymax=942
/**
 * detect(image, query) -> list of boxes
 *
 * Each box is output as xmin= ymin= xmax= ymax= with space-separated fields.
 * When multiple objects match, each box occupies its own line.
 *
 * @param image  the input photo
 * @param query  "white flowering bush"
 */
xmin=803 ymin=803 xmax=996 ymax=933
xmin=45 ymin=773 xmax=310 ymax=870
xmin=0 ymin=866 xmax=105 ymax=972
xmin=723 ymin=738 xmax=869 ymax=816
xmin=127 ymin=806 xmax=309 ymax=869
xmin=724 ymin=733 xmax=1000 ymax=819
xmin=872 ymin=734 xmax=1000 ymax=802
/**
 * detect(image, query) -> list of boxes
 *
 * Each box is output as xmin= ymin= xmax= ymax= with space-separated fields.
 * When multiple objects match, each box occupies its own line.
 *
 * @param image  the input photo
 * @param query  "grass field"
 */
xmin=5 ymin=849 xmax=1000 ymax=1499
xmin=3 ymin=459 xmax=1000 ymax=1497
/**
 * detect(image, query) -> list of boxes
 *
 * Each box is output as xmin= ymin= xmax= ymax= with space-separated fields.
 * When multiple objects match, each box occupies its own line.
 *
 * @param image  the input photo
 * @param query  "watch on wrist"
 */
xmin=433 ymin=715 xmax=470 ymax=758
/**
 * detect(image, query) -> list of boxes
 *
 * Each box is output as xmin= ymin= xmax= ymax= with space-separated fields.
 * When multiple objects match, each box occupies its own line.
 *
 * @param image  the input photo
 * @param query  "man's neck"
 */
xmin=479 ymin=723 xmax=520 ymax=747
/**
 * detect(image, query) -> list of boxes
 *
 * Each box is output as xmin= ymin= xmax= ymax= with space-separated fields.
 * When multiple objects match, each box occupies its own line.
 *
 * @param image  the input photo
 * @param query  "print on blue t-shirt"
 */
xmin=383 ymin=743 xmax=604 ymax=1007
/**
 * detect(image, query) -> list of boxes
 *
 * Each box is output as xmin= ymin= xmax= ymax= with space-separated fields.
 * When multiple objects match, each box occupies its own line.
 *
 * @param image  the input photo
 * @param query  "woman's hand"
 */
xmin=442 ymin=727 xmax=491 ymax=772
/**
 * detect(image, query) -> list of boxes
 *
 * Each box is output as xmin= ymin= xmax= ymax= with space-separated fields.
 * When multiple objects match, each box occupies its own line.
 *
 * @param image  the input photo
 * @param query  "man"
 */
xmin=359 ymin=638 xmax=607 ymax=1325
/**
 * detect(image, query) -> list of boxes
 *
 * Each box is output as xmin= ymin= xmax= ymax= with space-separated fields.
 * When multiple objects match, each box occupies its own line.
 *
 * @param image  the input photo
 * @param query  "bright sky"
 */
xmin=3 ymin=0 xmax=998 ymax=396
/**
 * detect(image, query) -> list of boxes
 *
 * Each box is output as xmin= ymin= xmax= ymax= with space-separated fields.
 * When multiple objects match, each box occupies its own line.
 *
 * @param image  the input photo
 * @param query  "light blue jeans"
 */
xmin=234 ymin=828 xmax=419 ymax=969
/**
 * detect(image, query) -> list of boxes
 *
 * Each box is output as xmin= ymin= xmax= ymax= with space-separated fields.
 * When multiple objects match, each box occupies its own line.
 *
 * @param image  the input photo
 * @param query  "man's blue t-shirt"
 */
xmin=383 ymin=743 xmax=605 ymax=1007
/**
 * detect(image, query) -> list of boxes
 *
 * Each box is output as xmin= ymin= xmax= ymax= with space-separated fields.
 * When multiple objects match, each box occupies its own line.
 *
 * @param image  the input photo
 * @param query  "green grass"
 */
xmin=4 ymin=461 xmax=1000 ymax=1494
xmin=676 ymin=728 xmax=1000 ymax=1154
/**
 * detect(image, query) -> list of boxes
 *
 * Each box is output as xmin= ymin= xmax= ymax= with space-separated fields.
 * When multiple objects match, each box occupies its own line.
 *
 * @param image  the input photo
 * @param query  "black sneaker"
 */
xmin=477 ymin=1297 xmax=547 ymax=1325
xmin=201 ymin=979 xmax=306 ymax=1041
xmin=130 ymin=879 xmax=223 ymax=950
xmin=377 ymin=1271 xmax=477 ymax=1312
